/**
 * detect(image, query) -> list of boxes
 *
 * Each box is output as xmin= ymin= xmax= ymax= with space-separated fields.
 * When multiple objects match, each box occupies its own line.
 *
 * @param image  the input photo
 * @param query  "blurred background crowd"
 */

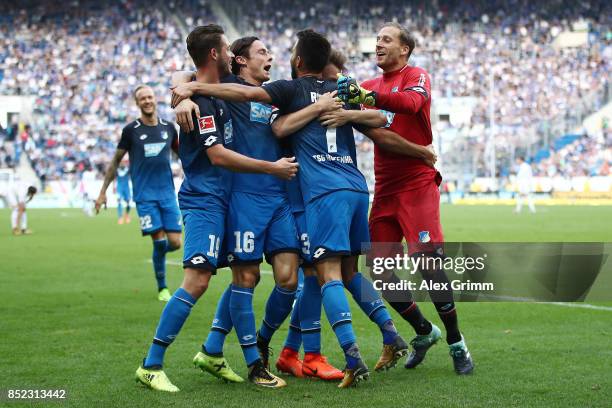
xmin=0 ymin=0 xmax=609 ymax=193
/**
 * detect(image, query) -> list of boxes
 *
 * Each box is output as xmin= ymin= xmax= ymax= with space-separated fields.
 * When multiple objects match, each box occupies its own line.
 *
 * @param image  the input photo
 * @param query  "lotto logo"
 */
xmin=204 ymin=135 xmax=217 ymax=147
xmin=190 ymin=256 xmax=206 ymax=265
xmin=313 ymin=248 xmax=326 ymax=259
xmin=242 ymin=334 xmax=254 ymax=342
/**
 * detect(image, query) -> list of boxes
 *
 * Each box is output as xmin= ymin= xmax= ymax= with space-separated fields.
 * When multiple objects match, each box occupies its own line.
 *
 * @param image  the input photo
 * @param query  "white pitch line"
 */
xmin=145 ymin=259 xmax=272 ymax=274
xmin=536 ymin=302 xmax=612 ymax=312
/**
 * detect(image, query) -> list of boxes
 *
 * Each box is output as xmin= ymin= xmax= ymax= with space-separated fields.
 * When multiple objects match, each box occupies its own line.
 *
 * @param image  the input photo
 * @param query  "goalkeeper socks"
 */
xmin=144 ymin=287 xmax=196 ymax=367
xmin=322 ymin=280 xmax=356 ymax=350
xmin=259 ymin=285 xmax=296 ymax=342
xmin=381 ymin=272 xmax=432 ymax=335
xmin=152 ymin=239 xmax=168 ymax=290
xmin=345 ymin=272 xmax=396 ymax=344
xmin=284 ymin=290 xmax=302 ymax=352
xmin=204 ymin=285 xmax=233 ymax=356
xmin=300 ymin=275 xmax=322 ymax=353
xmin=421 ymin=265 xmax=461 ymax=344
xmin=435 ymin=302 xmax=461 ymax=344
xmin=229 ymin=284 xmax=259 ymax=366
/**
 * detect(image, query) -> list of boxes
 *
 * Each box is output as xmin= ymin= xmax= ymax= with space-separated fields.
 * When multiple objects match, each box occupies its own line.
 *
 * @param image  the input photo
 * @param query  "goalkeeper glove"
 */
xmin=336 ymin=74 xmax=377 ymax=106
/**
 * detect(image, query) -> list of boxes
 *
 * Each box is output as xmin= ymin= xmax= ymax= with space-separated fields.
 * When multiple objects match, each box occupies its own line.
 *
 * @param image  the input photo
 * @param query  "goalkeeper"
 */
xmin=336 ymin=22 xmax=474 ymax=376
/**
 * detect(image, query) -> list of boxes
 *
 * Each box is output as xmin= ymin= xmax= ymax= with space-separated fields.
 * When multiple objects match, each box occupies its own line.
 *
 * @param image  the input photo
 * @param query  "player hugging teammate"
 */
xmin=135 ymin=21 xmax=473 ymax=393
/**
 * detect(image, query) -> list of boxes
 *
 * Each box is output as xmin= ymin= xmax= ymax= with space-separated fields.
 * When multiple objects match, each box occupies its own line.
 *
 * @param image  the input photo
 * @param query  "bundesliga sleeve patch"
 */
xmin=198 ymin=115 xmax=217 ymax=134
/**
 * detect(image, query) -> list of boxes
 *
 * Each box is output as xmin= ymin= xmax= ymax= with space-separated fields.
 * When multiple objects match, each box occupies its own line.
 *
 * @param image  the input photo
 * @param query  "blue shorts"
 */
xmin=135 ymin=199 xmax=182 ymax=236
xmin=117 ymin=186 xmax=132 ymax=203
xmin=305 ymin=190 xmax=370 ymax=263
xmin=226 ymin=192 xmax=299 ymax=265
xmin=293 ymin=211 xmax=313 ymax=267
xmin=182 ymin=196 xmax=227 ymax=273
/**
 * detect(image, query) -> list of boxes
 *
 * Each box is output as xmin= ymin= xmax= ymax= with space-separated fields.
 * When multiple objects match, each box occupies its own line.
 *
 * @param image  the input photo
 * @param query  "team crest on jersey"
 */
xmin=198 ymin=115 xmax=217 ymax=134
xmin=391 ymin=86 xmax=399 ymax=93
xmin=139 ymin=134 xmax=148 ymax=140
xmin=250 ymin=102 xmax=272 ymax=124
xmin=223 ymin=119 xmax=233 ymax=144
xmin=144 ymin=142 xmax=166 ymax=157
xmin=418 ymin=231 xmax=431 ymax=243
xmin=161 ymin=131 xmax=168 ymax=140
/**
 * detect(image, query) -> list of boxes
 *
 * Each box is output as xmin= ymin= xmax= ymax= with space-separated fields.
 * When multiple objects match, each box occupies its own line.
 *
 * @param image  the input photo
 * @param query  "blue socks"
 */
xmin=321 ymin=280 xmax=358 ymax=366
xmin=117 ymin=201 xmax=123 ymax=218
xmin=259 ymin=285 xmax=296 ymax=342
xmin=152 ymin=239 xmax=168 ymax=290
xmin=300 ymin=275 xmax=322 ymax=353
xmin=346 ymin=272 xmax=397 ymax=344
xmin=284 ymin=289 xmax=302 ymax=352
xmin=229 ymin=284 xmax=260 ymax=366
xmin=203 ymin=285 xmax=233 ymax=355
xmin=144 ymin=288 xmax=196 ymax=367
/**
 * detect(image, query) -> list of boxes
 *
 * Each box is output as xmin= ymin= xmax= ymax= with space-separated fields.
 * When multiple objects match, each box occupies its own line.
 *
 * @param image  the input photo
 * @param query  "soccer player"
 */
xmin=273 ymin=48 xmax=441 ymax=374
xmin=171 ymin=29 xmax=406 ymax=387
xmin=337 ymin=22 xmax=474 ymax=374
xmin=135 ymin=24 xmax=298 ymax=393
xmin=7 ymin=182 xmax=36 ymax=235
xmin=514 ymin=156 xmax=536 ymax=213
xmin=115 ymin=160 xmax=132 ymax=224
xmin=95 ymin=84 xmax=181 ymax=302
xmin=173 ymin=36 xmax=342 ymax=384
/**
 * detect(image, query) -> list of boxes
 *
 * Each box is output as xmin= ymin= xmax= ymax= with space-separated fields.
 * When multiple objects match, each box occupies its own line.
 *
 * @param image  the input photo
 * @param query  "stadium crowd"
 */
xmin=0 ymin=0 xmax=609 ymax=185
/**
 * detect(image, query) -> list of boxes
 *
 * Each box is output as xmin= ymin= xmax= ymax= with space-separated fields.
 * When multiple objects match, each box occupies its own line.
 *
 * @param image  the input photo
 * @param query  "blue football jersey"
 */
xmin=116 ymin=166 xmax=130 ymax=189
xmin=178 ymin=95 xmax=234 ymax=209
xmin=221 ymin=74 xmax=284 ymax=195
xmin=117 ymin=118 xmax=177 ymax=202
xmin=263 ymin=77 xmax=368 ymax=203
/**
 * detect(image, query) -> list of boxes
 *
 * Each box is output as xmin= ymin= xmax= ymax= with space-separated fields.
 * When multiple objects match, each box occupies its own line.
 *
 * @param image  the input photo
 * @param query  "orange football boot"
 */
xmin=275 ymin=347 xmax=305 ymax=378
xmin=302 ymin=353 xmax=344 ymax=380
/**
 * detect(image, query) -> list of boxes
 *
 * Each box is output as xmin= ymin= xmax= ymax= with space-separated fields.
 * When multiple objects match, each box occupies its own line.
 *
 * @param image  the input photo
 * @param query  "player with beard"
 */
xmin=337 ymin=22 xmax=474 ymax=375
xmin=174 ymin=36 xmax=345 ymax=383
xmin=170 ymin=29 xmax=411 ymax=388
xmin=135 ymin=25 xmax=298 ymax=393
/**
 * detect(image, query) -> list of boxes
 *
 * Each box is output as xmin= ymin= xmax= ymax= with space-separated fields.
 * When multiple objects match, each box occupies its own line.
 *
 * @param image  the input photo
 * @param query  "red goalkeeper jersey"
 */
xmin=362 ymin=65 xmax=439 ymax=197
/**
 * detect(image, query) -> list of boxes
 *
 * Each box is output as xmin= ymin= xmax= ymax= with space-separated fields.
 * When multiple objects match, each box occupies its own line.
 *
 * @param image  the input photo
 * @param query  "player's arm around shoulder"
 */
xmin=271 ymin=91 xmax=342 ymax=138
xmin=171 ymin=82 xmax=270 ymax=109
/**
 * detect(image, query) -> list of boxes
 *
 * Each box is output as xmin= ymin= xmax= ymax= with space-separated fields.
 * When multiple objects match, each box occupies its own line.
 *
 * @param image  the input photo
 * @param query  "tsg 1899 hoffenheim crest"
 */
xmin=161 ymin=131 xmax=169 ymax=140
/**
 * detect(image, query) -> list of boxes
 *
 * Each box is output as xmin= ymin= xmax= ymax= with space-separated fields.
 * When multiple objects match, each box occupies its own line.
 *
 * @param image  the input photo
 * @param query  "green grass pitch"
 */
xmin=2 ymin=205 xmax=611 ymax=407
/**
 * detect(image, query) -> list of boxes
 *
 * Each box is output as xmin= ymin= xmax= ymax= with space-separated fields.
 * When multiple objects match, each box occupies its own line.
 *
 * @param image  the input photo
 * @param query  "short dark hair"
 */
xmin=186 ymin=24 xmax=225 ymax=68
xmin=230 ymin=36 xmax=259 ymax=75
xmin=133 ymin=84 xmax=150 ymax=100
xmin=381 ymin=22 xmax=416 ymax=59
xmin=295 ymin=29 xmax=330 ymax=73
xmin=27 ymin=186 xmax=37 ymax=195
xmin=328 ymin=49 xmax=347 ymax=72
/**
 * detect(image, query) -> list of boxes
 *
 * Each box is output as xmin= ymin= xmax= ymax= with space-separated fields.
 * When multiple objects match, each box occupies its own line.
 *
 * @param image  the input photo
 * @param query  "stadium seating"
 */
xmin=0 ymin=0 xmax=609 ymax=187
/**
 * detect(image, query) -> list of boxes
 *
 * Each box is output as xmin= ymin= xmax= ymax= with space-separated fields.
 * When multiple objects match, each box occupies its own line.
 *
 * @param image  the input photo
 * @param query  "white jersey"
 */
xmin=7 ymin=182 xmax=29 ymax=208
xmin=517 ymin=162 xmax=533 ymax=194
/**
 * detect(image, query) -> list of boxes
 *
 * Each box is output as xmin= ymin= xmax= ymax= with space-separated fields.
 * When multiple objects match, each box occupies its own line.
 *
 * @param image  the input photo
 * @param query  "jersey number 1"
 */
xmin=326 ymin=128 xmax=337 ymax=153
